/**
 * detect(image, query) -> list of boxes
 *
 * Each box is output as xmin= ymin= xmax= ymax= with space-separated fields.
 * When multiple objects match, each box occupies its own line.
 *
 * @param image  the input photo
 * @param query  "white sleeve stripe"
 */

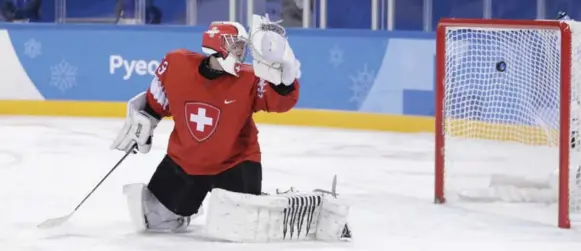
xmin=149 ymin=75 xmax=169 ymax=110
xmin=257 ymin=78 xmax=267 ymax=99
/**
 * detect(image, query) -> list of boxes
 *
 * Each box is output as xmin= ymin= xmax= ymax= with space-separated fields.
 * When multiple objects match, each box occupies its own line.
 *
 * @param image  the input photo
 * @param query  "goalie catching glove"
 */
xmin=110 ymin=92 xmax=159 ymax=154
xmin=249 ymin=14 xmax=301 ymax=86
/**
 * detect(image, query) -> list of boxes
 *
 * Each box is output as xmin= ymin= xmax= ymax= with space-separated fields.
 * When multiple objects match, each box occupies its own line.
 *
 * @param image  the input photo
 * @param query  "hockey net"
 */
xmin=435 ymin=18 xmax=581 ymax=228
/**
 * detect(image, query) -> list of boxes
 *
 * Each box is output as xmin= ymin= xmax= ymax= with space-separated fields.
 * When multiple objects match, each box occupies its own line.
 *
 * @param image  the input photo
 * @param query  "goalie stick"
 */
xmin=37 ymin=147 xmax=136 ymax=229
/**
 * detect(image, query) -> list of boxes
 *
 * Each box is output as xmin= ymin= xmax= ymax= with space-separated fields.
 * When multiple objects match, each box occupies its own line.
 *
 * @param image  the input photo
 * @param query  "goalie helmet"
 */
xmin=201 ymin=21 xmax=249 ymax=76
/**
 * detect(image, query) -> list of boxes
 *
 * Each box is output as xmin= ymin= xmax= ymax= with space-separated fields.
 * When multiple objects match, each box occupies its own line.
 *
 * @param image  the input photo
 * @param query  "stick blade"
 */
xmin=37 ymin=214 xmax=72 ymax=229
xmin=331 ymin=175 xmax=337 ymax=197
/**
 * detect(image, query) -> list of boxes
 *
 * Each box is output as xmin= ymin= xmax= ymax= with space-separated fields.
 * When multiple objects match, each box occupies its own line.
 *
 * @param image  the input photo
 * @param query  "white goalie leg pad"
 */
xmin=123 ymin=183 xmax=200 ymax=232
xmin=205 ymin=188 xmax=350 ymax=242
xmin=315 ymin=195 xmax=350 ymax=241
xmin=123 ymin=183 xmax=149 ymax=231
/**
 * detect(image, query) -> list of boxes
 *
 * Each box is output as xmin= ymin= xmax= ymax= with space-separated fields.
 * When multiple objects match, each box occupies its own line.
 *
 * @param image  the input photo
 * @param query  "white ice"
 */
xmin=1 ymin=116 xmax=581 ymax=251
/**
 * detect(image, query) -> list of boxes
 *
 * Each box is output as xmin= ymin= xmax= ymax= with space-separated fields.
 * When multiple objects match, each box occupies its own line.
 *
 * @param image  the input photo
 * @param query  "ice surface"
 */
xmin=1 ymin=116 xmax=581 ymax=251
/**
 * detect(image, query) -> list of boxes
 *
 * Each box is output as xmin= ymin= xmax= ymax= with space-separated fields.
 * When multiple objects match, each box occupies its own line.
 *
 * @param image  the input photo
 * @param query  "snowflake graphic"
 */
xmin=24 ymin=38 xmax=41 ymax=59
xmin=50 ymin=59 xmax=78 ymax=92
xmin=329 ymin=44 xmax=344 ymax=68
xmin=349 ymin=64 xmax=375 ymax=105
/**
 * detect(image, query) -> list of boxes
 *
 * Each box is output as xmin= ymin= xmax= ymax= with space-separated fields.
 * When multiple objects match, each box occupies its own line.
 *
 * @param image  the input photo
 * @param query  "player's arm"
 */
xmin=252 ymin=77 xmax=300 ymax=113
xmin=144 ymin=59 xmax=172 ymax=119
xmin=110 ymin=56 xmax=172 ymax=154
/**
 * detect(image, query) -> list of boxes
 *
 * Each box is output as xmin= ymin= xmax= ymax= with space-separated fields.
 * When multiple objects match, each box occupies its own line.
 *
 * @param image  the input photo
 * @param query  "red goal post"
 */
xmin=434 ymin=18 xmax=575 ymax=229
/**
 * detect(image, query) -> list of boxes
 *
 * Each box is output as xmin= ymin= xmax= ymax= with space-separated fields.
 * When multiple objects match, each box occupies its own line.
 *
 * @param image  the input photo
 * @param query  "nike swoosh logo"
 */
xmin=224 ymin=100 xmax=236 ymax=104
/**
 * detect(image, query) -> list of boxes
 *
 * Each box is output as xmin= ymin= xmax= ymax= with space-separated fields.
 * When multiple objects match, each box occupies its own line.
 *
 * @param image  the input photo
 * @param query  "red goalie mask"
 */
xmin=202 ymin=22 xmax=249 ymax=76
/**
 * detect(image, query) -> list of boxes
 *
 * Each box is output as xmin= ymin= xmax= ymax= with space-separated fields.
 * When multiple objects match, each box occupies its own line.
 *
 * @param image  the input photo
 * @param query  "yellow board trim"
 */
xmin=446 ymin=119 xmax=558 ymax=146
xmin=0 ymin=100 xmax=559 ymax=144
xmin=0 ymin=100 xmax=436 ymax=132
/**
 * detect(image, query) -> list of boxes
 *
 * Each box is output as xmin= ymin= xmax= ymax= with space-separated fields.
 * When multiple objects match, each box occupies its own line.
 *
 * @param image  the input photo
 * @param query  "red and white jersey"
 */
xmin=146 ymin=49 xmax=299 ymax=175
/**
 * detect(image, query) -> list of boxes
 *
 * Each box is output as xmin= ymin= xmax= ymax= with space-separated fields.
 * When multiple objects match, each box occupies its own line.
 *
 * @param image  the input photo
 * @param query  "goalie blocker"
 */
xmin=123 ymin=182 xmax=352 ymax=242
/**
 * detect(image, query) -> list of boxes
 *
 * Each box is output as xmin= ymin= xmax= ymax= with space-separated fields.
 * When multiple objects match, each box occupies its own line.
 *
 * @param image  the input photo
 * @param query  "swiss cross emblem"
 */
xmin=184 ymin=102 xmax=221 ymax=142
xmin=206 ymin=27 xmax=220 ymax=38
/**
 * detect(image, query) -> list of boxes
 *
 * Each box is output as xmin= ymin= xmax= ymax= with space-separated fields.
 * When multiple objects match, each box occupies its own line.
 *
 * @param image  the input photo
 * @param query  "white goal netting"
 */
xmin=440 ymin=20 xmax=581 ymax=226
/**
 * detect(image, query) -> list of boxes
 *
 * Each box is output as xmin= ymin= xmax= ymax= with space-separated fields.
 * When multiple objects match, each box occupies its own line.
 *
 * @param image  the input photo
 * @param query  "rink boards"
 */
xmin=0 ymin=23 xmax=555 ymax=134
